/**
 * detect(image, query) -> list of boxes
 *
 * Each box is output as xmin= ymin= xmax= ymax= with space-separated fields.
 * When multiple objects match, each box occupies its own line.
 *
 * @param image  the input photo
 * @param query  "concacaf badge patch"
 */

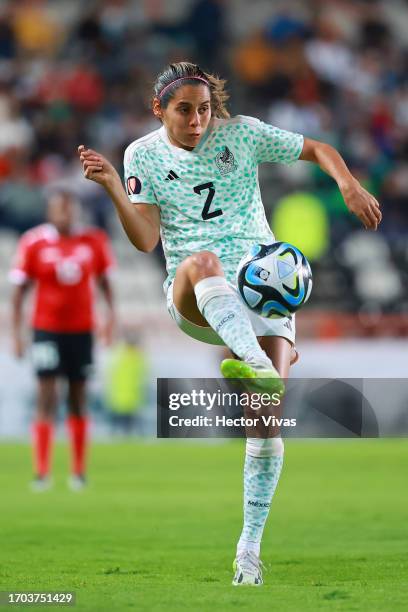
xmin=126 ymin=176 xmax=142 ymax=195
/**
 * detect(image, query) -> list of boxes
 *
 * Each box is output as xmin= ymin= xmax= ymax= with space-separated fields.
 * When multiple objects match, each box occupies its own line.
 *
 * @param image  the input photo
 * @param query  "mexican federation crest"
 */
xmin=215 ymin=146 xmax=238 ymax=175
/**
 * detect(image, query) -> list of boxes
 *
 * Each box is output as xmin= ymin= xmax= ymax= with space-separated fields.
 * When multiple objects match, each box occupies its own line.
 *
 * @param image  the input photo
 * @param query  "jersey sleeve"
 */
xmin=92 ymin=230 xmax=115 ymax=276
xmin=241 ymin=116 xmax=304 ymax=166
xmin=123 ymin=143 xmax=158 ymax=205
xmin=9 ymin=234 xmax=35 ymax=285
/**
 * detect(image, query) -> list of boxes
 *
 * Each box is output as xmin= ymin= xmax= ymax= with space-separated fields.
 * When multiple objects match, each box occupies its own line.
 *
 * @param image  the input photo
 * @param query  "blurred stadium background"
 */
xmin=0 ymin=0 xmax=407 ymax=435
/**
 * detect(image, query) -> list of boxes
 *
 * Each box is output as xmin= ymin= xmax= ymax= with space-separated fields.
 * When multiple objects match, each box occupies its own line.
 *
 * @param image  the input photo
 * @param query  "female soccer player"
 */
xmin=10 ymin=190 xmax=115 ymax=491
xmin=78 ymin=62 xmax=381 ymax=585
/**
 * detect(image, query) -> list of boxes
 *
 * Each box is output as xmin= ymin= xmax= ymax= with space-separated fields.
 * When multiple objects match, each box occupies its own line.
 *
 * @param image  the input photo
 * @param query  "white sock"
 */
xmin=194 ymin=276 xmax=271 ymax=368
xmin=237 ymin=437 xmax=284 ymax=558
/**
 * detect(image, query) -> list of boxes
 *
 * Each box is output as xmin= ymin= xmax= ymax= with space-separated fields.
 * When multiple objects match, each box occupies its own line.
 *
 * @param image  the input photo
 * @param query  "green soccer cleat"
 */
xmin=232 ymin=551 xmax=264 ymax=586
xmin=220 ymin=358 xmax=285 ymax=398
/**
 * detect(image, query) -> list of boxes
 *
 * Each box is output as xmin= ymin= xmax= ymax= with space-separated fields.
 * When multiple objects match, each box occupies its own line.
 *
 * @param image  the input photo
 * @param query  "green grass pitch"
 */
xmin=0 ymin=440 xmax=407 ymax=611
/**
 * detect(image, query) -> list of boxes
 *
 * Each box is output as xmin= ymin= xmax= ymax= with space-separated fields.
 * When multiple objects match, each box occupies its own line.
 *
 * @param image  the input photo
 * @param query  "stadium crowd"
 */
xmin=0 ymin=0 xmax=407 ymax=315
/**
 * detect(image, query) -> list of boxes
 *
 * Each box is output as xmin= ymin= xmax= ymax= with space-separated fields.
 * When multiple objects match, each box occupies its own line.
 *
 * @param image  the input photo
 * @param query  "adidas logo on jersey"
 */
xmin=165 ymin=170 xmax=179 ymax=181
xmin=283 ymin=319 xmax=292 ymax=331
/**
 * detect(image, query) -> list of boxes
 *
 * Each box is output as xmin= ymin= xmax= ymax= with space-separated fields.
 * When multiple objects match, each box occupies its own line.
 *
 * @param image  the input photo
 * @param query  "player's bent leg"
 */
xmin=173 ymin=251 xmax=282 ymax=392
xmin=66 ymin=380 xmax=88 ymax=490
xmin=31 ymin=377 xmax=58 ymax=491
xmin=172 ymin=250 xmax=225 ymax=325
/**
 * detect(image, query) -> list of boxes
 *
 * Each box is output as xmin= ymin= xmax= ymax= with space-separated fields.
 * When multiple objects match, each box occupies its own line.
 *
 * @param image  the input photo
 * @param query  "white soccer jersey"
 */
xmin=123 ymin=115 xmax=303 ymax=290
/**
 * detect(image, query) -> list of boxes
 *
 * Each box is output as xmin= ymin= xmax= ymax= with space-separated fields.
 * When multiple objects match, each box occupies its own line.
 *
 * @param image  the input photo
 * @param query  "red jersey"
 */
xmin=10 ymin=224 xmax=114 ymax=333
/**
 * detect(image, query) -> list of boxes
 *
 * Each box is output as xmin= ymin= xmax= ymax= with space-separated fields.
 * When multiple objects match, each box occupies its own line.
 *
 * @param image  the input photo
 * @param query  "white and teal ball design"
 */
xmin=237 ymin=242 xmax=313 ymax=318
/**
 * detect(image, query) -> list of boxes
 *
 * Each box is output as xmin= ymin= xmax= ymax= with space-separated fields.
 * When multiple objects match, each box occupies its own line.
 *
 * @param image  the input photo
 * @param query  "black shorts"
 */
xmin=32 ymin=329 xmax=93 ymax=381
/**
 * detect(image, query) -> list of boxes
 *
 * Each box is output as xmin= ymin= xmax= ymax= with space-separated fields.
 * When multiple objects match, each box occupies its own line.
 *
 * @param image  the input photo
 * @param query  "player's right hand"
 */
xmin=77 ymin=145 xmax=121 ymax=189
xmin=12 ymin=335 xmax=25 ymax=359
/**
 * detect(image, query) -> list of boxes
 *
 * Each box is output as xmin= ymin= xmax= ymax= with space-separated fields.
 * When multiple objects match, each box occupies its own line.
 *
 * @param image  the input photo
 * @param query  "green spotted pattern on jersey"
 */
xmin=123 ymin=115 xmax=303 ymax=290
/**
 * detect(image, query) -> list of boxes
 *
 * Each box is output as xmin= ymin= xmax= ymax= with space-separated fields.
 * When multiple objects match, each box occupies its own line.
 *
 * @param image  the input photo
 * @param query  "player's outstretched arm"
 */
xmin=77 ymin=145 xmax=160 ymax=252
xmin=299 ymin=138 xmax=382 ymax=231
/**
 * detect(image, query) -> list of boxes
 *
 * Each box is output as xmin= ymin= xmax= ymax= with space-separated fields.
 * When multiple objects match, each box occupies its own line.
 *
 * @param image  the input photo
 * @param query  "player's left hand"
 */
xmin=341 ymin=179 xmax=382 ymax=230
xmin=98 ymin=311 xmax=116 ymax=347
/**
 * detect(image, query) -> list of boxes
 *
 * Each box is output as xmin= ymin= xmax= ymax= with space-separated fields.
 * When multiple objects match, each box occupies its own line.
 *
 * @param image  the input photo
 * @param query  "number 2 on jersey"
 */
xmin=194 ymin=182 xmax=223 ymax=221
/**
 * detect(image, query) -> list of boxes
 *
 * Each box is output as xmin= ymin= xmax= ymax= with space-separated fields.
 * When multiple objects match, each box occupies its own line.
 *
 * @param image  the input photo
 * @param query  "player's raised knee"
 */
xmin=185 ymin=250 xmax=223 ymax=281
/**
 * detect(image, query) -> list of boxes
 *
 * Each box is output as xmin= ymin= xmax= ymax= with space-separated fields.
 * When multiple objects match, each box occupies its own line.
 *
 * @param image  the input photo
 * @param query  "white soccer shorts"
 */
xmin=166 ymin=280 xmax=296 ymax=346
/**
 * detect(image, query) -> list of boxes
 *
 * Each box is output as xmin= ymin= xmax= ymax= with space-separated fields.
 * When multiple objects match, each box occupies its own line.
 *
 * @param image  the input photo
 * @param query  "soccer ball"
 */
xmin=237 ymin=242 xmax=313 ymax=318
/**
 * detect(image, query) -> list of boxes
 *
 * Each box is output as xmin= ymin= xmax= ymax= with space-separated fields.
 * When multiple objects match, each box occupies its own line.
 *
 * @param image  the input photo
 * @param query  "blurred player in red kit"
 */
xmin=10 ymin=190 xmax=115 ymax=491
